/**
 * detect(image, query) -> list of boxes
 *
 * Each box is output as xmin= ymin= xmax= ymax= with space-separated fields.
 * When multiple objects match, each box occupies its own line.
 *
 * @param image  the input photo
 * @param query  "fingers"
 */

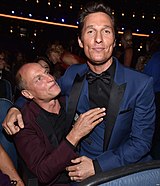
xmin=66 ymin=158 xmax=84 ymax=182
xmin=78 ymin=107 xmax=106 ymax=123
xmin=67 ymin=164 xmax=81 ymax=181
xmin=67 ymin=156 xmax=94 ymax=182
xmin=66 ymin=164 xmax=79 ymax=172
xmin=3 ymin=121 xmax=20 ymax=135
xmin=70 ymin=176 xmax=81 ymax=182
xmin=91 ymin=117 xmax=104 ymax=128
xmin=3 ymin=123 xmax=20 ymax=135
xmin=71 ymin=157 xmax=81 ymax=164
xmin=81 ymin=107 xmax=106 ymax=117
xmin=17 ymin=114 xmax=24 ymax=129
xmin=70 ymin=176 xmax=80 ymax=181
xmin=2 ymin=107 xmax=24 ymax=135
xmin=66 ymin=157 xmax=81 ymax=172
xmin=81 ymin=107 xmax=106 ymax=125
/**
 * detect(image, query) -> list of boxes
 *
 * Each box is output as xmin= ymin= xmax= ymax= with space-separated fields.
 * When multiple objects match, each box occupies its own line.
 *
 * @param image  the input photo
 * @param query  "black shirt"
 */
xmin=86 ymin=60 xmax=116 ymax=173
xmin=88 ymin=61 xmax=116 ymax=111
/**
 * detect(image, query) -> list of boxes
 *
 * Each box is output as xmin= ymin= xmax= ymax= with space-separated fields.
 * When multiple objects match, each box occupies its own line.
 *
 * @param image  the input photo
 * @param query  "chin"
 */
xmin=87 ymin=60 xmax=108 ymax=66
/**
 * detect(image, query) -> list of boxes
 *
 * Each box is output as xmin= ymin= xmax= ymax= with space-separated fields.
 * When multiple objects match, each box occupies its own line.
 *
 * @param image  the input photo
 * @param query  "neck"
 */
xmin=35 ymin=99 xmax=61 ymax=114
xmin=87 ymin=57 xmax=113 ymax=74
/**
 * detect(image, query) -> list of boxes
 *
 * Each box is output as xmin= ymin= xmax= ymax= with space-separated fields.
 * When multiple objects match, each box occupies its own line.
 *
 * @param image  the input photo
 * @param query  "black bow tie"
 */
xmin=86 ymin=70 xmax=111 ymax=84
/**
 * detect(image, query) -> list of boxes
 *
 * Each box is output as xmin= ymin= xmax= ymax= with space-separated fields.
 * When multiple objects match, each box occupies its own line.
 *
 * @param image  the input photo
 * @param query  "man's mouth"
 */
xmin=93 ymin=47 xmax=104 ymax=52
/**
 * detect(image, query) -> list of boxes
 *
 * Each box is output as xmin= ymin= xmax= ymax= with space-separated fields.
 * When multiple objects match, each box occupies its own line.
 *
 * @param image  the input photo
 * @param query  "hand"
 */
xmin=66 ymin=156 xmax=95 ymax=182
xmin=17 ymin=180 xmax=25 ymax=186
xmin=66 ymin=107 xmax=106 ymax=146
xmin=2 ymin=107 xmax=24 ymax=135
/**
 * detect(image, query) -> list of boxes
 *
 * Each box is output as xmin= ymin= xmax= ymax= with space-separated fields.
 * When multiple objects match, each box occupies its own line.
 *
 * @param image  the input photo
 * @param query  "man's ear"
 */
xmin=21 ymin=90 xmax=33 ymax=99
xmin=78 ymin=37 xmax=84 ymax=48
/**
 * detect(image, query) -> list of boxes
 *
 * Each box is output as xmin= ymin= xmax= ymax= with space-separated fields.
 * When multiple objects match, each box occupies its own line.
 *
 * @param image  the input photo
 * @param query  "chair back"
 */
xmin=0 ymin=79 xmax=13 ymax=101
xmin=79 ymin=160 xmax=160 ymax=186
xmin=0 ymin=98 xmax=17 ymax=167
xmin=0 ymin=97 xmax=38 ymax=186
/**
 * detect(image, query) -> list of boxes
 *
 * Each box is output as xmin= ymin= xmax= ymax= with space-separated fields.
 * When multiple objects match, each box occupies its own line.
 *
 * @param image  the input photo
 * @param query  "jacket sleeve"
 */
xmin=96 ymin=77 xmax=156 ymax=172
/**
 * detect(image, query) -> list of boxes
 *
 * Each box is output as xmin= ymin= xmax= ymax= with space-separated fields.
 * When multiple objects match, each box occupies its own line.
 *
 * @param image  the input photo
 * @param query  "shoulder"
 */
xmin=57 ymin=63 xmax=88 ymax=94
xmin=66 ymin=63 xmax=87 ymax=73
xmin=116 ymin=59 xmax=153 ymax=85
xmin=126 ymin=67 xmax=152 ymax=82
xmin=58 ymin=63 xmax=87 ymax=82
xmin=149 ymin=51 xmax=160 ymax=63
xmin=21 ymin=101 xmax=41 ymax=121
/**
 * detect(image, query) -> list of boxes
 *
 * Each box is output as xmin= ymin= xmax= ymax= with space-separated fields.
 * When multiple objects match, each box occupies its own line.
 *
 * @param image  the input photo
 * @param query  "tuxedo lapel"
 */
xmin=65 ymin=74 xmax=86 ymax=134
xmin=103 ymin=81 xmax=126 ymax=150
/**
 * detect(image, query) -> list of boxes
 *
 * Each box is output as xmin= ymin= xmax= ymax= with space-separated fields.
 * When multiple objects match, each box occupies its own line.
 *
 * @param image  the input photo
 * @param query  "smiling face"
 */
xmin=19 ymin=63 xmax=61 ymax=104
xmin=78 ymin=12 xmax=115 ymax=69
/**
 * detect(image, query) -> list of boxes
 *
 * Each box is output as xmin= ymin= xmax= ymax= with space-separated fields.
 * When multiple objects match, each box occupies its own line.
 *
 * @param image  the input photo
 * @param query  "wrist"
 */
xmin=10 ymin=180 xmax=17 ymax=186
xmin=11 ymin=179 xmax=23 ymax=185
xmin=66 ymin=131 xmax=79 ymax=146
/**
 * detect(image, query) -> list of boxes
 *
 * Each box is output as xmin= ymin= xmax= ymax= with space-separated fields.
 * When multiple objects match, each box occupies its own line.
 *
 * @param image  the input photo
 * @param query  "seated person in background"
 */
xmin=0 ymin=49 xmax=15 ymax=100
xmin=46 ymin=41 xmax=86 ymax=79
xmin=35 ymin=56 xmax=55 ymax=77
xmin=143 ymin=34 xmax=160 ymax=159
xmin=0 ymin=144 xmax=24 ymax=186
xmin=13 ymin=62 xmax=105 ymax=185
xmin=11 ymin=50 xmax=27 ymax=78
xmin=135 ymin=55 xmax=147 ymax=72
xmin=119 ymin=29 xmax=134 ymax=67
xmin=0 ymin=49 xmax=14 ymax=82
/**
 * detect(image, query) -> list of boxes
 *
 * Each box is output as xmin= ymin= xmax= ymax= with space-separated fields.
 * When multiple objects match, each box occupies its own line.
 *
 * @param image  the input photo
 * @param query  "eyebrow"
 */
xmin=32 ymin=74 xmax=40 ymax=81
xmin=33 ymin=68 xmax=48 ymax=80
xmin=85 ymin=25 xmax=113 ymax=29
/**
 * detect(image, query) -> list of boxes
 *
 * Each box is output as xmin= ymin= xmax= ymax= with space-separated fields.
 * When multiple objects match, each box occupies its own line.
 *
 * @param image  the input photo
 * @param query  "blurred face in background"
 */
xmin=48 ymin=51 xmax=60 ymax=64
xmin=38 ymin=59 xmax=50 ymax=73
xmin=0 ymin=53 xmax=6 ymax=70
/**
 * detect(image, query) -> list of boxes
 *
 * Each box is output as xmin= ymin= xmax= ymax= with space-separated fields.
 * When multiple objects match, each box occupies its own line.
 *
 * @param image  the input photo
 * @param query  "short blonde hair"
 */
xmin=46 ymin=42 xmax=64 ymax=57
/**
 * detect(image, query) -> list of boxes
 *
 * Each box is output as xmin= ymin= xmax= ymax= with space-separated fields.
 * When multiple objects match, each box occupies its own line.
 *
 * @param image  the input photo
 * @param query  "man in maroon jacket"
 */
xmin=13 ymin=62 xmax=105 ymax=185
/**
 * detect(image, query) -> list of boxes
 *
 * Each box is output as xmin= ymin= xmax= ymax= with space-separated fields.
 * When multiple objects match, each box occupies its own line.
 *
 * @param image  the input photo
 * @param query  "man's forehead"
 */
xmin=22 ymin=63 xmax=42 ymax=71
xmin=20 ymin=63 xmax=44 ymax=78
xmin=84 ymin=12 xmax=113 ymax=26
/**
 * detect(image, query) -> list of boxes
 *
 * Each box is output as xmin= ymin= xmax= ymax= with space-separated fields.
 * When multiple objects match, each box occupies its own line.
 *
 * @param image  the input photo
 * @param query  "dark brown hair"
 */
xmin=77 ymin=1 xmax=115 ymax=39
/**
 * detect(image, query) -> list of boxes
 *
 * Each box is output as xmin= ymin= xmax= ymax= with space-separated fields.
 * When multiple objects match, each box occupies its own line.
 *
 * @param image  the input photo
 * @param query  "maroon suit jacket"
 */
xmin=13 ymin=101 xmax=78 ymax=185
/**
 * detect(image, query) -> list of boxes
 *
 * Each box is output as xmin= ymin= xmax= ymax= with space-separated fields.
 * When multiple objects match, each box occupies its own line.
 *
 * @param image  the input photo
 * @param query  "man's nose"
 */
xmin=95 ymin=32 xmax=102 ymax=43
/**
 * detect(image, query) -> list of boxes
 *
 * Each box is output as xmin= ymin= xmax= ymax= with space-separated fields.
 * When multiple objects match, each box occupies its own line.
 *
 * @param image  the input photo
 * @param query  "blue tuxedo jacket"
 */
xmin=58 ymin=57 xmax=156 ymax=172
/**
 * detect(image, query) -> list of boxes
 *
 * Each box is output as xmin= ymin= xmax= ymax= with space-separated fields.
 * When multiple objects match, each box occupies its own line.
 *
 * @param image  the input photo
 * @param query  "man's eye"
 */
xmin=104 ymin=29 xmax=110 ymax=34
xmin=87 ymin=30 xmax=93 ymax=34
xmin=36 ymin=76 xmax=41 ymax=82
xmin=44 ymin=69 xmax=49 ymax=74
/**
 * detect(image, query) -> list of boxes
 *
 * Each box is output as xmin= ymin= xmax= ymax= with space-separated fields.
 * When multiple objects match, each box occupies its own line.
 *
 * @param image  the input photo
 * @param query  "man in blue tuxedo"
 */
xmin=2 ymin=1 xmax=156 ymax=183
xmin=57 ymin=1 xmax=156 ymax=182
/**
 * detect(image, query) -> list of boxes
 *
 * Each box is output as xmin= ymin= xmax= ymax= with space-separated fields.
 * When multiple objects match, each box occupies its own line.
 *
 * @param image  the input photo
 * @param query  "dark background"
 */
xmin=0 ymin=0 xmax=159 ymax=59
